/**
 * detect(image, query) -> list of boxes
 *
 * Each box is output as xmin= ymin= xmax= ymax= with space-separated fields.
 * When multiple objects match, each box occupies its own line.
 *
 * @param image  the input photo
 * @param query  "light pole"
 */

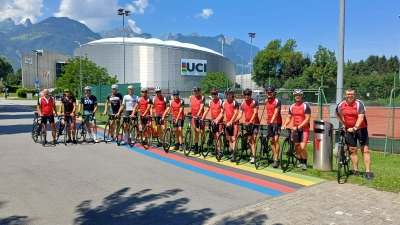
xmin=32 ymin=50 xmax=43 ymax=88
xmin=248 ymin=32 xmax=256 ymax=89
xmin=74 ymin=41 xmax=82 ymax=98
xmin=118 ymin=8 xmax=131 ymax=84
xmin=237 ymin=55 xmax=244 ymax=90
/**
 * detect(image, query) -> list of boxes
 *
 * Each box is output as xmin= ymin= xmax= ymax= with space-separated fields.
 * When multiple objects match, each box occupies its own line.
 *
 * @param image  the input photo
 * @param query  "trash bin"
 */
xmin=313 ymin=120 xmax=333 ymax=171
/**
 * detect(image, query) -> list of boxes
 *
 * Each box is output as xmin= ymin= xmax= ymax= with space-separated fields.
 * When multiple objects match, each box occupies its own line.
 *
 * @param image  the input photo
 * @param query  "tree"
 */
xmin=56 ymin=56 xmax=118 ymax=96
xmin=199 ymin=71 xmax=233 ymax=94
xmin=0 ymin=55 xmax=13 ymax=82
xmin=3 ymin=68 xmax=22 ymax=86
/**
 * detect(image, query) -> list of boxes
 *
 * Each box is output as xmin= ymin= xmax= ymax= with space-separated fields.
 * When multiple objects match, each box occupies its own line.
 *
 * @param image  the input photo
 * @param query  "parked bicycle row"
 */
xmin=32 ymin=85 xmax=372 ymax=180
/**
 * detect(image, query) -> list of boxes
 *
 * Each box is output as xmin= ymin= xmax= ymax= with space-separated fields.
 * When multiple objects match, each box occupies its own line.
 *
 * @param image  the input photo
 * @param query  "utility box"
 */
xmin=26 ymin=93 xmax=33 ymax=100
xmin=313 ymin=120 xmax=333 ymax=171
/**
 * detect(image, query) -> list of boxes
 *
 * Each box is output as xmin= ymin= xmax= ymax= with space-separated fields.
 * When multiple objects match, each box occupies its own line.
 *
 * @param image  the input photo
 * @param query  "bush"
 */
xmin=16 ymin=88 xmax=36 ymax=98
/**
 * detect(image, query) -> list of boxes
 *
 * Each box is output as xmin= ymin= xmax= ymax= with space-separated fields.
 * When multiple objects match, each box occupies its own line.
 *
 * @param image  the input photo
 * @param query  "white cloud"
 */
xmin=54 ymin=0 xmax=149 ymax=32
xmin=127 ymin=19 xmax=141 ymax=33
xmin=0 ymin=0 xmax=43 ymax=24
xmin=196 ymin=8 xmax=213 ymax=19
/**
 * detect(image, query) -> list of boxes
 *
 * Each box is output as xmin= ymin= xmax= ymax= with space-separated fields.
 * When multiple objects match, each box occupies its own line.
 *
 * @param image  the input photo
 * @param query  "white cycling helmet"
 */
xmin=293 ymin=89 xmax=304 ymax=95
xmin=127 ymin=85 xmax=134 ymax=90
xmin=111 ymin=84 xmax=118 ymax=89
xmin=141 ymin=87 xmax=148 ymax=92
xmin=84 ymin=86 xmax=92 ymax=91
xmin=155 ymin=87 xmax=162 ymax=92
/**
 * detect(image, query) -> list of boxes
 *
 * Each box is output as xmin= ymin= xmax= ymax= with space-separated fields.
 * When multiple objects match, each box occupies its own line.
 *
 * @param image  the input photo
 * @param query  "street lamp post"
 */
xmin=33 ymin=50 xmax=43 ymax=88
xmin=118 ymin=8 xmax=131 ymax=84
xmin=237 ymin=55 xmax=244 ymax=90
xmin=74 ymin=41 xmax=82 ymax=98
xmin=248 ymin=32 xmax=256 ymax=89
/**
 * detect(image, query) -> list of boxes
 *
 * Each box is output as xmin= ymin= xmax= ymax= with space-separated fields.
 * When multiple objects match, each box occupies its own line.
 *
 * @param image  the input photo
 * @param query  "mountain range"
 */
xmin=0 ymin=17 xmax=260 ymax=75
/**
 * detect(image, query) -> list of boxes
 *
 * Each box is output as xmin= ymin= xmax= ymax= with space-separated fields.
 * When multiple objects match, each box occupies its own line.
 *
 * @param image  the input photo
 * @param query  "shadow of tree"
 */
xmin=208 ymin=211 xmax=269 ymax=225
xmin=74 ymin=188 xmax=215 ymax=225
xmin=0 ymin=201 xmax=31 ymax=225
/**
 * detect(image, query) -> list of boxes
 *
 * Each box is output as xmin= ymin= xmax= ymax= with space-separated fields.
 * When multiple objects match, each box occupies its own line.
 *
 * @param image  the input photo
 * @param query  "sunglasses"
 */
xmin=141 ymin=91 xmax=147 ymax=93
xmin=85 ymin=90 xmax=91 ymax=92
xmin=244 ymin=94 xmax=251 ymax=96
xmin=211 ymin=93 xmax=218 ymax=95
xmin=266 ymin=91 xmax=273 ymax=93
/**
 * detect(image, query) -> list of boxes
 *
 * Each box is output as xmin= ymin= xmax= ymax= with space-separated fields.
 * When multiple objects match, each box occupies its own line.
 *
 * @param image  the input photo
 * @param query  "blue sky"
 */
xmin=1 ymin=0 xmax=400 ymax=62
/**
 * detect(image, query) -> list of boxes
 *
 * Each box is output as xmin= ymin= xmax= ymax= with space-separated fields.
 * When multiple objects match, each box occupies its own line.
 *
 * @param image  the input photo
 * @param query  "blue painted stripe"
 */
xmin=125 ymin=145 xmax=283 ymax=196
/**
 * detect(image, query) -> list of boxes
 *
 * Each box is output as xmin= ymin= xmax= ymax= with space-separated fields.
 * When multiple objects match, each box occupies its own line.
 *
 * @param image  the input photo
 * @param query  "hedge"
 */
xmin=16 ymin=88 xmax=36 ymax=98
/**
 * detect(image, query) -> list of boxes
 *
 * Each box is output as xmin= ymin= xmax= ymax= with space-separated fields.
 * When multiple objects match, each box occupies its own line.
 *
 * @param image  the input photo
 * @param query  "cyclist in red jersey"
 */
xmin=335 ymin=88 xmax=372 ymax=180
xmin=282 ymin=89 xmax=311 ymax=170
xmin=201 ymin=88 xmax=224 ymax=156
xmin=236 ymin=88 xmax=259 ymax=164
xmin=263 ymin=85 xmax=283 ymax=168
xmin=188 ymin=86 xmax=205 ymax=154
xmin=162 ymin=89 xmax=185 ymax=150
xmin=152 ymin=87 xmax=168 ymax=147
xmin=222 ymin=88 xmax=239 ymax=162
xmin=132 ymin=87 xmax=153 ymax=145
xmin=37 ymin=89 xmax=58 ymax=145
xmin=58 ymin=88 xmax=76 ymax=144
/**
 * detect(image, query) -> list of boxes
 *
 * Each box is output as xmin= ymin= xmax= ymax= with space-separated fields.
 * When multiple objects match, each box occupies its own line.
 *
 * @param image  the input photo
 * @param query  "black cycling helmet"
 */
xmin=243 ymin=88 xmax=252 ymax=95
xmin=224 ymin=88 xmax=234 ymax=94
xmin=193 ymin=86 xmax=201 ymax=92
xmin=210 ymin=88 xmax=218 ymax=95
xmin=265 ymin=85 xmax=275 ymax=92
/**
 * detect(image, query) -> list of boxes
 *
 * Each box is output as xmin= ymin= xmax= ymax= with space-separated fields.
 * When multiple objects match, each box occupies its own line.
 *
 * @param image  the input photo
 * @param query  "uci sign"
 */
xmin=181 ymin=59 xmax=207 ymax=76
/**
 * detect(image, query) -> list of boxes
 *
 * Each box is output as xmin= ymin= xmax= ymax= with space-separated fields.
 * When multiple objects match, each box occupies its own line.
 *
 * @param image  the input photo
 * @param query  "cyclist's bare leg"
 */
xmin=294 ymin=143 xmax=302 ymax=159
xmin=270 ymin=135 xmax=280 ymax=161
xmin=349 ymin=146 xmax=359 ymax=171
xmin=249 ymin=135 xmax=256 ymax=156
xmin=360 ymin=145 xmax=371 ymax=172
xmin=300 ymin=142 xmax=308 ymax=161
xmin=50 ymin=122 xmax=56 ymax=140
xmin=71 ymin=122 xmax=76 ymax=138
xmin=176 ymin=126 xmax=183 ymax=144
xmin=109 ymin=119 xmax=115 ymax=137
xmin=116 ymin=119 xmax=121 ymax=137
xmin=85 ymin=122 xmax=91 ymax=137
xmin=92 ymin=120 xmax=97 ymax=136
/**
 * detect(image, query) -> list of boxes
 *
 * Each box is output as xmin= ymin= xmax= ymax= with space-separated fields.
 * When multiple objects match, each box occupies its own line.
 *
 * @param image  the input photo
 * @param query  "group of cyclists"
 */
xmin=36 ymin=84 xmax=372 ymax=179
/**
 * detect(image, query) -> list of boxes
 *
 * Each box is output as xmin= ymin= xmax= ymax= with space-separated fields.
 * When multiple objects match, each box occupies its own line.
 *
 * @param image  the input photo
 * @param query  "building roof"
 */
xmin=86 ymin=37 xmax=223 ymax=57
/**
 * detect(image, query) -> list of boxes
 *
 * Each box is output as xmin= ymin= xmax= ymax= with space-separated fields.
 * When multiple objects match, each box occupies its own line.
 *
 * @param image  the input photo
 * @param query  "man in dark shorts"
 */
xmin=58 ymin=88 xmax=77 ymax=144
xmin=335 ymin=88 xmax=372 ymax=180
xmin=78 ymin=86 xmax=99 ymax=143
xmin=37 ymin=89 xmax=58 ymax=145
xmin=103 ymin=84 xmax=123 ymax=141
xmin=117 ymin=85 xmax=139 ymax=145
xmin=152 ymin=87 xmax=168 ymax=147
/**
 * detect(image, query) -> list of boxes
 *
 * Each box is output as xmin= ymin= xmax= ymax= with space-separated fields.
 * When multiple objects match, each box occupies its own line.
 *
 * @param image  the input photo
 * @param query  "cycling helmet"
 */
xmin=155 ymin=87 xmax=162 ymax=92
xmin=84 ymin=86 xmax=92 ymax=91
xmin=265 ymin=85 xmax=275 ymax=92
xmin=127 ymin=85 xmax=134 ymax=90
xmin=172 ymin=89 xmax=180 ymax=95
xmin=293 ymin=89 xmax=304 ymax=95
xmin=243 ymin=88 xmax=252 ymax=95
xmin=224 ymin=88 xmax=234 ymax=94
xmin=141 ymin=87 xmax=148 ymax=92
xmin=111 ymin=84 xmax=118 ymax=89
xmin=193 ymin=86 xmax=201 ymax=91
xmin=210 ymin=88 xmax=218 ymax=95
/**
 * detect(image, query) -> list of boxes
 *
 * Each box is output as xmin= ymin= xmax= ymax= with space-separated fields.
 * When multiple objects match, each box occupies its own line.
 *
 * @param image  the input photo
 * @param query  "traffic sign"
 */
xmin=35 ymin=78 xmax=39 ymax=84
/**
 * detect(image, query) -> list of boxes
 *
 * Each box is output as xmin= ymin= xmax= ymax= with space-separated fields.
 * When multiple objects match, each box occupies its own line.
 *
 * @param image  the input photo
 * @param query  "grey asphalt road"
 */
xmin=0 ymin=104 xmax=270 ymax=225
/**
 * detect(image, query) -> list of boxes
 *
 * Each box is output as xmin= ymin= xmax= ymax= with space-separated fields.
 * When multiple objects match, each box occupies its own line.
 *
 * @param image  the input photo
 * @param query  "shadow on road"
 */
xmin=208 ymin=211 xmax=269 ymax=225
xmin=0 ymin=105 xmax=34 ymax=113
xmin=0 ymin=201 xmax=32 ymax=225
xmin=0 ymin=114 xmax=34 ymax=120
xmin=74 ymin=188 xmax=215 ymax=225
xmin=0 ymin=124 xmax=33 ymax=135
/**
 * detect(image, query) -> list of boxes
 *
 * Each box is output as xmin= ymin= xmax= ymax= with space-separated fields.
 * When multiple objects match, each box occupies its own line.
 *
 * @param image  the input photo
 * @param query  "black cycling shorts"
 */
xmin=267 ymin=124 xmax=281 ymax=138
xmin=154 ymin=115 xmax=164 ymax=125
xmin=41 ymin=115 xmax=55 ymax=124
xmin=293 ymin=129 xmax=303 ymax=143
xmin=346 ymin=127 xmax=369 ymax=147
xmin=173 ymin=119 xmax=184 ymax=128
xmin=123 ymin=111 xmax=137 ymax=123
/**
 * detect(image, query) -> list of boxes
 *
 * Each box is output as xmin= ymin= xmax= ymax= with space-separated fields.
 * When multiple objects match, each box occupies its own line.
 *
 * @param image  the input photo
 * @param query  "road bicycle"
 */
xmin=331 ymin=128 xmax=352 ymax=184
xmin=140 ymin=115 xmax=158 ymax=149
xmin=183 ymin=115 xmax=199 ymax=156
xmin=162 ymin=117 xmax=177 ymax=153
xmin=254 ymin=124 xmax=273 ymax=169
xmin=76 ymin=113 xmax=95 ymax=144
xmin=116 ymin=114 xmax=140 ymax=147
xmin=279 ymin=128 xmax=299 ymax=172
xmin=234 ymin=123 xmax=252 ymax=165
xmin=200 ymin=119 xmax=216 ymax=158
xmin=55 ymin=115 xmax=65 ymax=141
xmin=103 ymin=114 xmax=120 ymax=144
xmin=31 ymin=112 xmax=41 ymax=143
xmin=55 ymin=114 xmax=74 ymax=146
xmin=215 ymin=123 xmax=230 ymax=162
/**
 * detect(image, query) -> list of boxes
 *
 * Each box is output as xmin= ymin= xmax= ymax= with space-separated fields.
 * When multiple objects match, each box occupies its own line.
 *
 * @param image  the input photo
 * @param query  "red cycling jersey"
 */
xmin=138 ymin=97 xmax=153 ymax=116
xmin=265 ymin=97 xmax=282 ymax=124
xmin=335 ymin=99 xmax=367 ymax=129
xmin=189 ymin=95 xmax=205 ymax=117
xmin=153 ymin=95 xmax=168 ymax=115
xmin=38 ymin=96 xmax=55 ymax=115
xmin=222 ymin=99 xmax=239 ymax=123
xmin=207 ymin=99 xmax=223 ymax=121
xmin=240 ymin=99 xmax=259 ymax=124
xmin=169 ymin=98 xmax=185 ymax=120
xmin=288 ymin=102 xmax=311 ymax=128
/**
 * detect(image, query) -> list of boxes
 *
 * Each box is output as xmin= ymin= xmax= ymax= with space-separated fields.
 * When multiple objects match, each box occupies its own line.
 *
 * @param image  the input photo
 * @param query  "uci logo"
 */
xmin=181 ymin=59 xmax=207 ymax=76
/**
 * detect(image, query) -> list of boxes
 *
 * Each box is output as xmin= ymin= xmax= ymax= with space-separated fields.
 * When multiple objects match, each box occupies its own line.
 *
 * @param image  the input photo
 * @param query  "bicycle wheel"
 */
xmin=32 ymin=122 xmax=40 ymax=143
xmin=280 ymin=138 xmax=291 ymax=172
xmin=215 ymin=133 xmax=226 ymax=162
xmin=55 ymin=120 xmax=61 ymax=141
xmin=64 ymin=123 xmax=68 ymax=146
xmin=141 ymin=125 xmax=153 ymax=149
xmin=129 ymin=124 xmax=138 ymax=146
xmin=183 ymin=129 xmax=192 ymax=156
xmin=201 ymin=130 xmax=211 ymax=158
xmin=254 ymin=136 xmax=264 ymax=169
xmin=234 ymin=134 xmax=243 ymax=165
xmin=116 ymin=123 xmax=124 ymax=146
xmin=343 ymin=146 xmax=351 ymax=174
xmin=163 ymin=128 xmax=172 ymax=153
xmin=337 ymin=145 xmax=344 ymax=183
xmin=75 ymin=124 xmax=85 ymax=143
xmin=40 ymin=124 xmax=47 ymax=146
xmin=104 ymin=122 xmax=111 ymax=143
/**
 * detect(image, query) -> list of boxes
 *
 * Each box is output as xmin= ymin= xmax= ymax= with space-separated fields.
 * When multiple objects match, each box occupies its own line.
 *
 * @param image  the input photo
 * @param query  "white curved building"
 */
xmin=74 ymin=37 xmax=236 ymax=92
